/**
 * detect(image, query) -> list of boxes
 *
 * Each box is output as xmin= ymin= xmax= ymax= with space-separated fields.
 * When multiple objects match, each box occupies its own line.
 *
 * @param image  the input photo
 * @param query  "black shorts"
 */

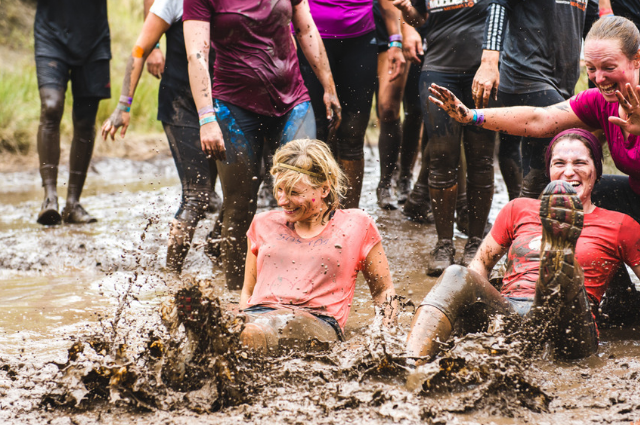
xmin=35 ymin=56 xmax=111 ymax=99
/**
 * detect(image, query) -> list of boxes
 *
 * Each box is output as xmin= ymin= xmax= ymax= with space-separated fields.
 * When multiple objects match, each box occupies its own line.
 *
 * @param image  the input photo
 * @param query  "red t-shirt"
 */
xmin=491 ymin=198 xmax=640 ymax=303
xmin=246 ymin=209 xmax=382 ymax=330
xmin=183 ymin=0 xmax=310 ymax=117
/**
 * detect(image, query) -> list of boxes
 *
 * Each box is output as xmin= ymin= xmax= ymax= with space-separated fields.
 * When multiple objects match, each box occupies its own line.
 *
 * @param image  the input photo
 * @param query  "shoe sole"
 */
xmin=37 ymin=209 xmax=62 ymax=226
xmin=176 ymin=287 xmax=204 ymax=329
xmin=537 ymin=181 xmax=584 ymax=307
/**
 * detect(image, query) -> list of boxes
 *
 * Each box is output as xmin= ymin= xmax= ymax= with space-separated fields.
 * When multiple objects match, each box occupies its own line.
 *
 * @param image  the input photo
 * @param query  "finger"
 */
xmin=121 ymin=124 xmax=127 ymax=138
xmin=110 ymin=127 xmax=117 ymax=141
xmin=428 ymin=95 xmax=444 ymax=108
xmin=627 ymin=83 xmax=640 ymax=105
xmin=608 ymin=115 xmax=627 ymax=128
xmin=615 ymin=90 xmax=632 ymax=109
xmin=482 ymin=85 xmax=492 ymax=109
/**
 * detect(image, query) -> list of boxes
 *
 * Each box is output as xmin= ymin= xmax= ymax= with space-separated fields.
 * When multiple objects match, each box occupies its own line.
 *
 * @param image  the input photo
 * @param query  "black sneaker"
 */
xmin=402 ymin=186 xmax=434 ymax=223
xmin=460 ymin=236 xmax=482 ymax=267
xmin=377 ymin=185 xmax=398 ymax=210
xmin=427 ymin=239 xmax=455 ymax=277
xmin=61 ymin=203 xmax=97 ymax=224
xmin=537 ymin=180 xmax=584 ymax=307
xmin=37 ymin=197 xmax=62 ymax=226
xmin=396 ymin=176 xmax=413 ymax=204
xmin=176 ymin=286 xmax=205 ymax=329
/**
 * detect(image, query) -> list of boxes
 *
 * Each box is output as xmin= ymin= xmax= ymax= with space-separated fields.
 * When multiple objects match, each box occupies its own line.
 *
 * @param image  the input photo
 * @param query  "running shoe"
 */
xmin=427 ymin=239 xmax=455 ymax=277
xmin=37 ymin=197 xmax=61 ymax=225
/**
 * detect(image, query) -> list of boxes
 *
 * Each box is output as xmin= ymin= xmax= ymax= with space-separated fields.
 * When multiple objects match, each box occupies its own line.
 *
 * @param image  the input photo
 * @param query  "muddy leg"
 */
xmin=340 ymin=158 xmax=365 ymax=209
xmin=427 ymin=185 xmax=457 ymax=276
xmin=406 ymin=305 xmax=452 ymax=364
xmin=37 ymin=87 xmax=65 ymax=225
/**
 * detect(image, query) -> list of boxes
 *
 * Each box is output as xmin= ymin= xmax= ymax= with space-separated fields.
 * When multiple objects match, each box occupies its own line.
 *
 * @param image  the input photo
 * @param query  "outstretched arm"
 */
xmin=101 ymin=13 xmax=170 ymax=140
xmin=292 ymin=0 xmax=341 ymax=134
xmin=184 ymin=20 xmax=226 ymax=160
xmin=467 ymin=234 xmax=508 ymax=280
xmin=362 ymin=242 xmax=398 ymax=328
xmin=428 ymin=84 xmax=594 ymax=137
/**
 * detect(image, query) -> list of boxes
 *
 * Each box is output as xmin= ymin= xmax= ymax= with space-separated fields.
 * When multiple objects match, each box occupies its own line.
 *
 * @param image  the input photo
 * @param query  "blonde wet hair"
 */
xmin=586 ymin=16 xmax=640 ymax=60
xmin=271 ymin=139 xmax=347 ymax=218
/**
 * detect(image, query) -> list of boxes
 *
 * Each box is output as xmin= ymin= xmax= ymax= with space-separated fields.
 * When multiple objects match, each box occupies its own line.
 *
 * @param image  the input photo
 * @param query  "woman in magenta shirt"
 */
xmin=428 ymin=16 xmax=640 ymax=225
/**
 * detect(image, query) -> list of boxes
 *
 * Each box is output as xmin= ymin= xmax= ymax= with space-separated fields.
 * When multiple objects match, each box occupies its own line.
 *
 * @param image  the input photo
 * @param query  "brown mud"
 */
xmin=1 ymin=151 xmax=639 ymax=424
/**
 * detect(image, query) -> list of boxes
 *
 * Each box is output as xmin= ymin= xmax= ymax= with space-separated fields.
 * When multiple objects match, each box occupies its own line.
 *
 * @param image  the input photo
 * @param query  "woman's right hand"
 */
xmin=200 ymin=121 xmax=226 ymax=161
xmin=101 ymin=109 xmax=130 ymax=141
xmin=428 ymin=83 xmax=474 ymax=124
xmin=392 ymin=0 xmax=413 ymax=14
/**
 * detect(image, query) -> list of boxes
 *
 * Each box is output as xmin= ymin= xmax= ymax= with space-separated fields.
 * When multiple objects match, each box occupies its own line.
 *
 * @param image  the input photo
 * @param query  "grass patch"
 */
xmin=0 ymin=0 xmax=163 ymax=155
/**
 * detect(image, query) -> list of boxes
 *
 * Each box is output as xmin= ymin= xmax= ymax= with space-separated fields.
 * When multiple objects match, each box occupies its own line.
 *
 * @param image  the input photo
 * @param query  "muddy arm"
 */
xmin=362 ymin=242 xmax=398 ymax=328
xmin=239 ymin=241 xmax=258 ymax=309
xmin=467 ymin=234 xmax=508 ymax=280
xmin=101 ymin=13 xmax=170 ymax=140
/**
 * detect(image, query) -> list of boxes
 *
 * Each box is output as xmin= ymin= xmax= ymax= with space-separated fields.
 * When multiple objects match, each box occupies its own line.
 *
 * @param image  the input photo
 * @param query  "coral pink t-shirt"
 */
xmin=491 ymin=198 xmax=640 ymax=303
xmin=246 ymin=209 xmax=382 ymax=329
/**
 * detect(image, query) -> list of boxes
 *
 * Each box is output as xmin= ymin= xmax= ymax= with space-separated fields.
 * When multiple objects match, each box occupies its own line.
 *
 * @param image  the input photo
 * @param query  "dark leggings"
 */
xmin=213 ymin=100 xmax=315 ymax=289
xmin=38 ymin=86 xmax=99 ymax=203
xmin=163 ymin=123 xmax=218 ymax=227
xmin=297 ymin=31 xmax=377 ymax=160
xmin=419 ymin=71 xmax=495 ymax=239
xmin=498 ymin=89 xmax=566 ymax=198
xmin=591 ymin=175 xmax=640 ymax=224
xmin=421 ymin=265 xmax=598 ymax=359
xmin=401 ymin=61 xmax=425 ymax=180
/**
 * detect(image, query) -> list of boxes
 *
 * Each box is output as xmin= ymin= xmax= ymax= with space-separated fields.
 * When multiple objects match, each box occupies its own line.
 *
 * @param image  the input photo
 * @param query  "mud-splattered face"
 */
xmin=584 ymin=39 xmax=640 ymax=103
xmin=549 ymin=139 xmax=597 ymax=206
xmin=276 ymin=177 xmax=328 ymax=224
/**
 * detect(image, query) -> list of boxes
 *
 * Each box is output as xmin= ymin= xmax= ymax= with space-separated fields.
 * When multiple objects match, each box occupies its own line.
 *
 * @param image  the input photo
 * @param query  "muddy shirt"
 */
xmin=570 ymin=88 xmax=640 ymax=195
xmin=34 ymin=0 xmax=111 ymax=65
xmin=183 ymin=0 xmax=310 ymax=117
xmin=411 ymin=0 xmax=488 ymax=74
xmin=307 ymin=0 xmax=375 ymax=38
xmin=492 ymin=0 xmax=586 ymax=97
xmin=246 ymin=209 xmax=382 ymax=330
xmin=492 ymin=198 xmax=640 ymax=303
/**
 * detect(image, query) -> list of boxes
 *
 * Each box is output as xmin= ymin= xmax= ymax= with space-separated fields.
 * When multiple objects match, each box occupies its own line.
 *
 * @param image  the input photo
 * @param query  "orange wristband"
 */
xmin=132 ymin=45 xmax=144 ymax=58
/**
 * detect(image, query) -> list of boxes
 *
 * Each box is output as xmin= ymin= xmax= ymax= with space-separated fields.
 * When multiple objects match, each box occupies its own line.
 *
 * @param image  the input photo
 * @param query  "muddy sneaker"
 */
xmin=377 ymin=185 xmax=398 ymax=210
xmin=536 ymin=180 xmax=584 ymax=308
xmin=460 ymin=236 xmax=482 ymax=267
xmin=396 ymin=176 xmax=413 ymax=204
xmin=37 ymin=197 xmax=62 ymax=226
xmin=455 ymin=203 xmax=469 ymax=236
xmin=176 ymin=286 xmax=205 ymax=329
xmin=61 ymin=203 xmax=97 ymax=224
xmin=427 ymin=239 xmax=455 ymax=277
xmin=403 ymin=185 xmax=434 ymax=224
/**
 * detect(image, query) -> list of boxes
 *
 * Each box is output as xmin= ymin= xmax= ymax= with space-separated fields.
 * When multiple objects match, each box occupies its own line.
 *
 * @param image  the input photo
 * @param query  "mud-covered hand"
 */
xmin=324 ymin=90 xmax=342 ymax=141
xmin=200 ymin=120 xmax=226 ymax=161
xmin=101 ymin=109 xmax=130 ymax=141
xmin=610 ymin=83 xmax=640 ymax=136
xmin=146 ymin=48 xmax=165 ymax=79
xmin=428 ymin=83 xmax=474 ymax=124
xmin=472 ymin=50 xmax=500 ymax=108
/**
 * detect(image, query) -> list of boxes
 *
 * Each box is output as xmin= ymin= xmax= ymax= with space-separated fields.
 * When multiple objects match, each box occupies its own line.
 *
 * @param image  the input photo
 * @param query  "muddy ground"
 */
xmin=1 ymin=147 xmax=639 ymax=424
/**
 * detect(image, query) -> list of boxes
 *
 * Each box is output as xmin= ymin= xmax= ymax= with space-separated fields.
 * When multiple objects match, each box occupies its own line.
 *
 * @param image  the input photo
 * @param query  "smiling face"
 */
xmin=549 ymin=138 xmax=597 ymax=208
xmin=584 ymin=38 xmax=640 ymax=103
xmin=275 ymin=176 xmax=329 ymax=224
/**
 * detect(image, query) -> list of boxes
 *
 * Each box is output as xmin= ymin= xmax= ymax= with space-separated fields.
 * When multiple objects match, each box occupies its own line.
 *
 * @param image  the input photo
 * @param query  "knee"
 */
xmin=175 ymin=191 xmax=208 ymax=228
xmin=40 ymin=94 xmax=64 ymax=125
xmin=378 ymin=101 xmax=400 ymax=122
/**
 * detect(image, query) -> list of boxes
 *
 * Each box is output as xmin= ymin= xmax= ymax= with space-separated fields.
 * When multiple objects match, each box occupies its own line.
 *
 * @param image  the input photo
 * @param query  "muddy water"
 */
xmin=1 ymin=152 xmax=639 ymax=424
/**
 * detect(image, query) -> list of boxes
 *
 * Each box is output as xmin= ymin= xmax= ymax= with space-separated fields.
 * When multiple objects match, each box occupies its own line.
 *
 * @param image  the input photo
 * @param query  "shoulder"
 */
xmin=252 ymin=210 xmax=287 ymax=227
xmin=507 ymin=198 xmax=539 ymax=215
xmin=333 ymin=208 xmax=375 ymax=224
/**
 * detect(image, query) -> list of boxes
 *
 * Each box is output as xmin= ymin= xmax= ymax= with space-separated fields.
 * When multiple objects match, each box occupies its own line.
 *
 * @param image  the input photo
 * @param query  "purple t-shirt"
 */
xmin=570 ymin=88 xmax=640 ymax=195
xmin=183 ymin=0 xmax=310 ymax=117
xmin=308 ymin=0 xmax=375 ymax=38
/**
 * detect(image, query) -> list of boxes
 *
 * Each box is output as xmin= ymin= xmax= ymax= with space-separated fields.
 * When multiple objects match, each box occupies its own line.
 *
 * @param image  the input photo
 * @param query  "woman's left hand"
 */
xmin=610 ymin=83 xmax=640 ymax=136
xmin=324 ymin=91 xmax=342 ymax=139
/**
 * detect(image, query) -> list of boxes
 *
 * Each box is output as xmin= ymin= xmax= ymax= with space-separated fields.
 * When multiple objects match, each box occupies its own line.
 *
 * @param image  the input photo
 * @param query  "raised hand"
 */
xmin=609 ymin=83 xmax=640 ymax=136
xmin=428 ymin=83 xmax=473 ymax=124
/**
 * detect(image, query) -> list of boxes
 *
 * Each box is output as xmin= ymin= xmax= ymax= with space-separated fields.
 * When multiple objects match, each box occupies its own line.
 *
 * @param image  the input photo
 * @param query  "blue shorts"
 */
xmin=243 ymin=305 xmax=345 ymax=341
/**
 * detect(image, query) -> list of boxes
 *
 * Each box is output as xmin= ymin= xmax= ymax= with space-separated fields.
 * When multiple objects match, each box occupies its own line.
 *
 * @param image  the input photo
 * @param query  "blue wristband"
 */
xmin=199 ymin=115 xmax=217 ymax=126
xmin=388 ymin=41 xmax=402 ymax=49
